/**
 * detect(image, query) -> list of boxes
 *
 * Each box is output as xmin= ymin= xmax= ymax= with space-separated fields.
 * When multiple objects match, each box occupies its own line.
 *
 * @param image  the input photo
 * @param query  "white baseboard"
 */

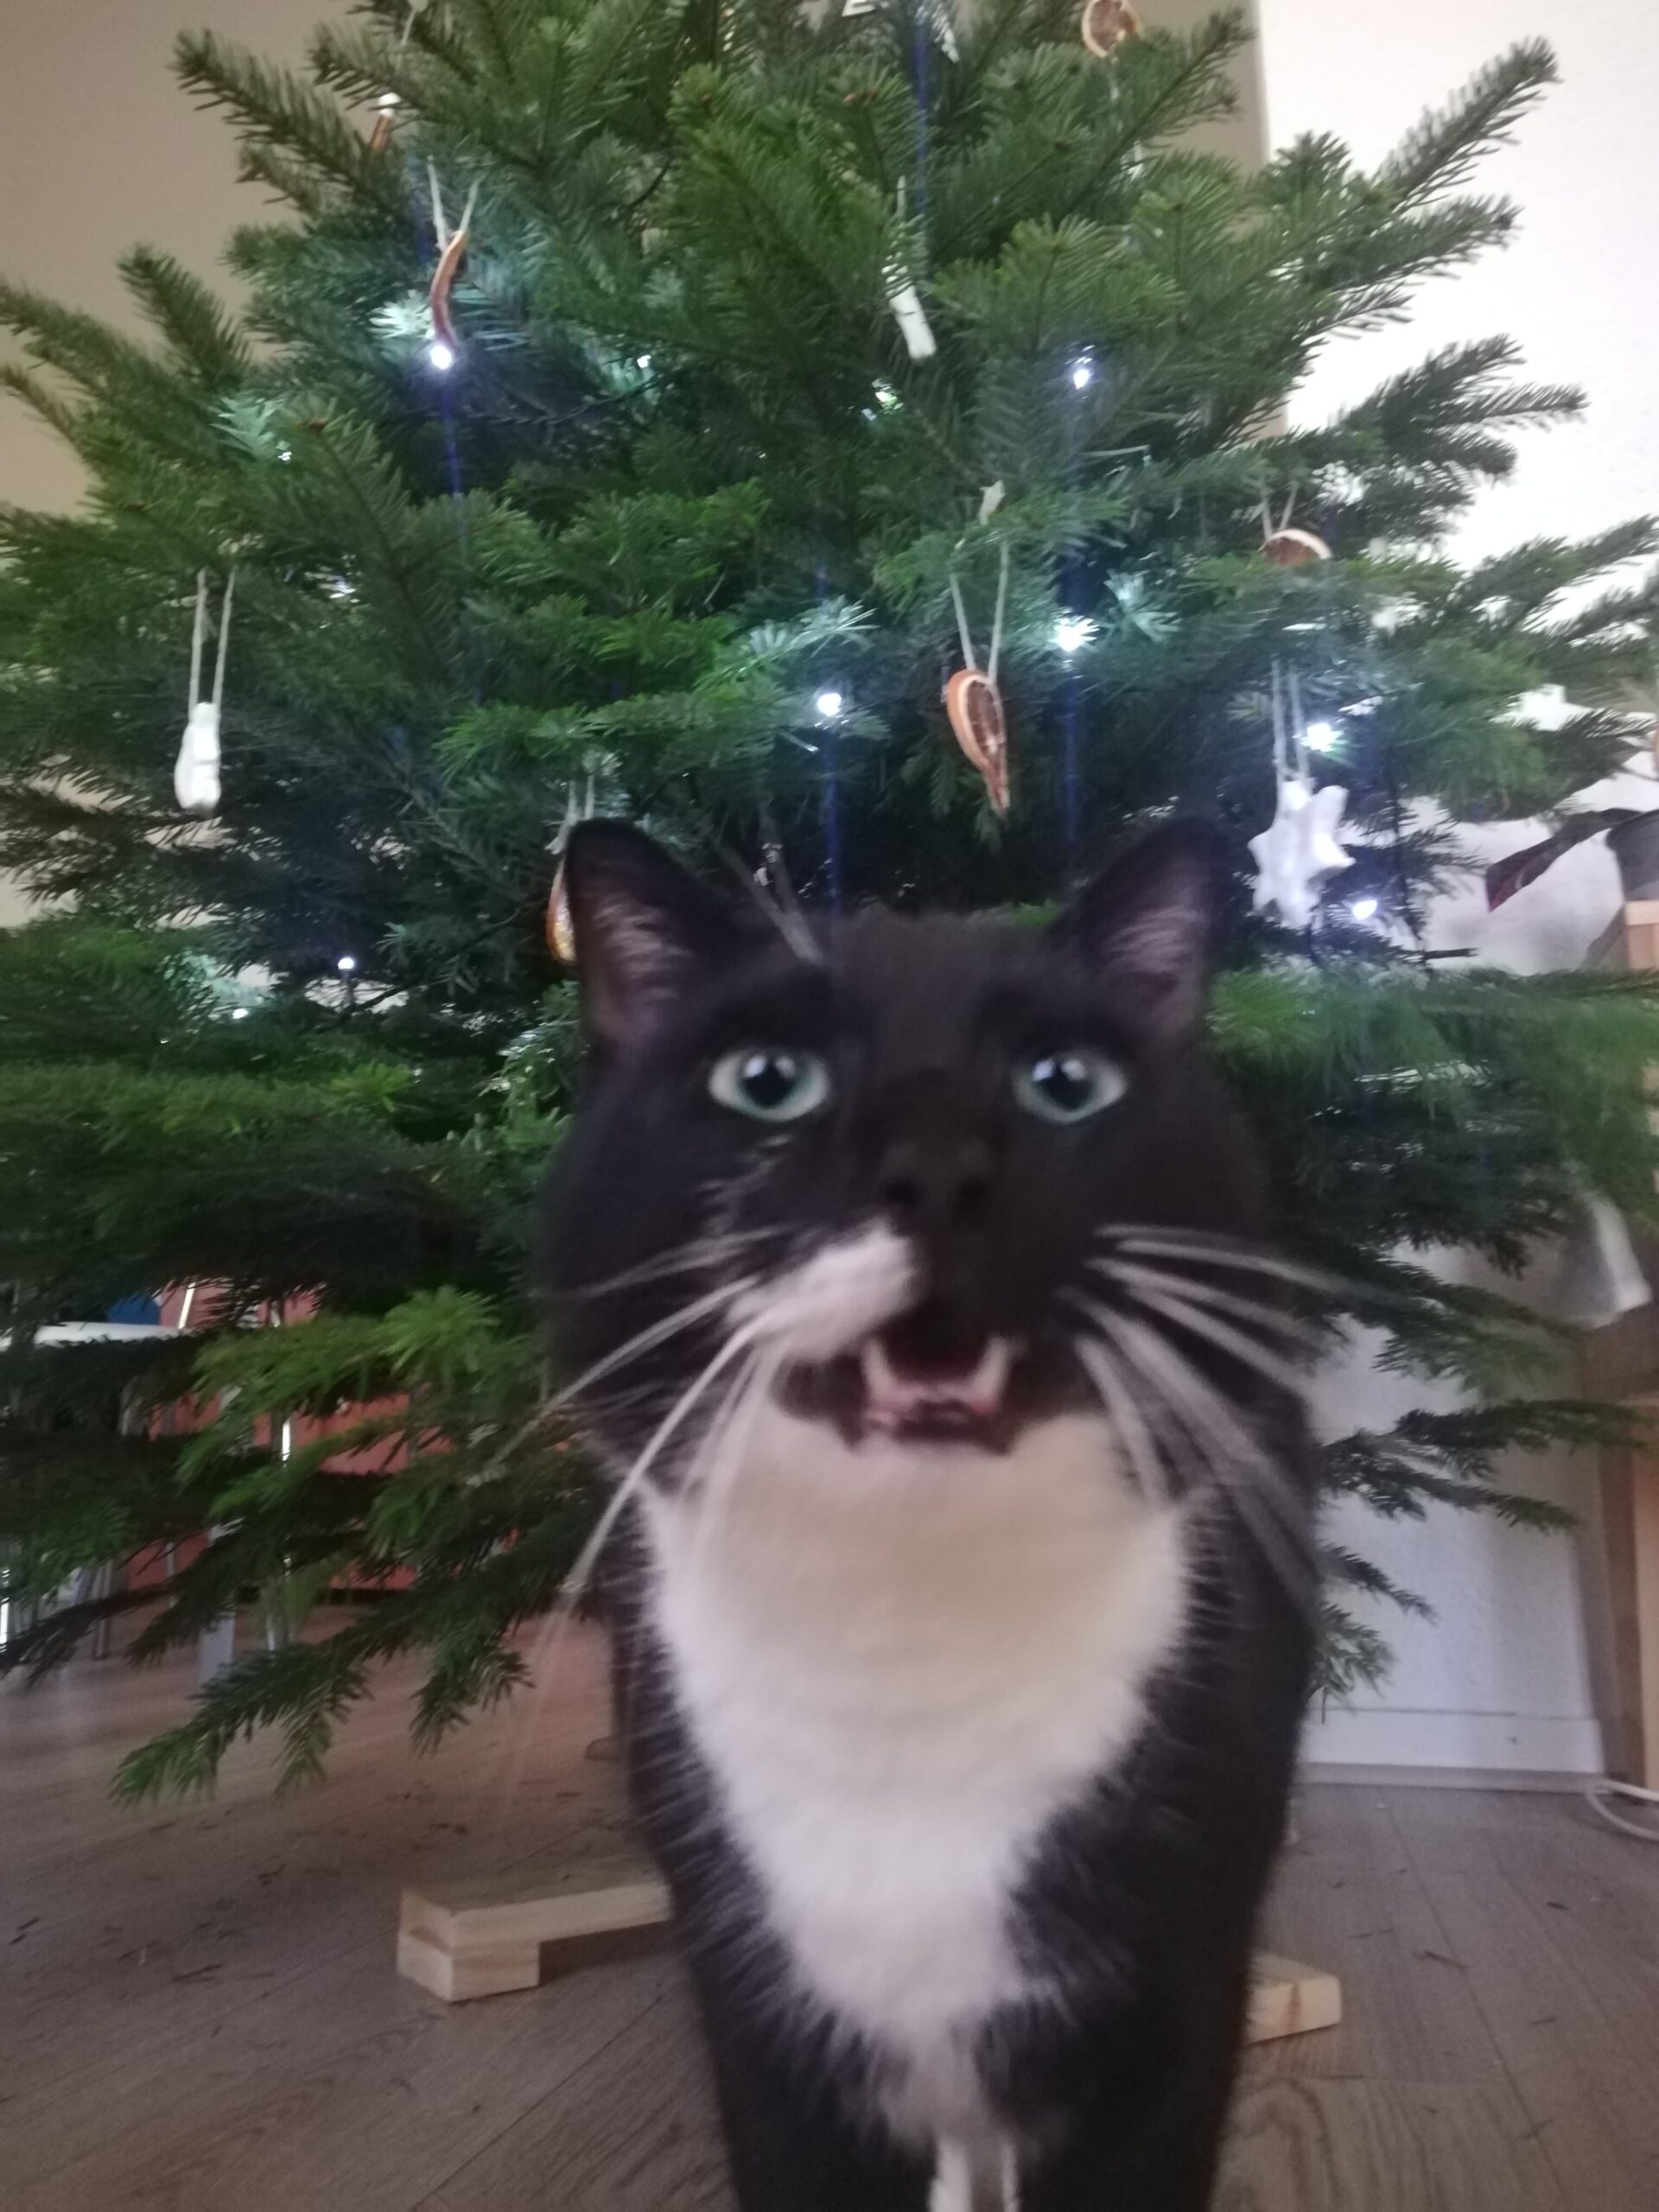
xmin=1300 ymin=1704 xmax=1605 ymax=1776
xmin=1302 ymin=1763 xmax=1588 ymax=1793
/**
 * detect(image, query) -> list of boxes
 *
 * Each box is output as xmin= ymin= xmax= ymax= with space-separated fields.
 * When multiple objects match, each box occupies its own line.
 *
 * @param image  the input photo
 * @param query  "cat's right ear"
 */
xmin=1050 ymin=817 xmax=1228 ymax=1046
xmin=560 ymin=822 xmax=744 ymax=1053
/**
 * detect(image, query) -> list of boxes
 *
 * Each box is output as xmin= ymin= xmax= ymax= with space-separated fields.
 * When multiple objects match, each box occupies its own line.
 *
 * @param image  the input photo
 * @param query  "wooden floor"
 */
xmin=6 ymin=1628 xmax=1659 ymax=2211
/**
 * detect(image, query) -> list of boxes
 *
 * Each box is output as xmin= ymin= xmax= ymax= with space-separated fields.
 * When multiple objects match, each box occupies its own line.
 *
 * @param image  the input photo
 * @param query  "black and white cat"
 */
xmin=541 ymin=819 xmax=1317 ymax=2212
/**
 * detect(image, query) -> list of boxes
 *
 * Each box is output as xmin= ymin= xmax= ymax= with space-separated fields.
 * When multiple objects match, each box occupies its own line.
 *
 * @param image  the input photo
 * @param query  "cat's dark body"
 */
xmin=543 ymin=821 xmax=1317 ymax=2212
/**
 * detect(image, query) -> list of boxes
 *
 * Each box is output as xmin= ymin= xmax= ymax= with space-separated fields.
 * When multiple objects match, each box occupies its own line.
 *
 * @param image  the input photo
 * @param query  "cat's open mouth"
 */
xmin=781 ymin=1319 xmax=1026 ymax=1451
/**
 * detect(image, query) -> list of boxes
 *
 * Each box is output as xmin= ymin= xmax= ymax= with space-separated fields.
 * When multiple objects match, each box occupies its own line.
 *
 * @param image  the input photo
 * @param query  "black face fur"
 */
xmin=543 ymin=818 xmax=1274 ymax=1470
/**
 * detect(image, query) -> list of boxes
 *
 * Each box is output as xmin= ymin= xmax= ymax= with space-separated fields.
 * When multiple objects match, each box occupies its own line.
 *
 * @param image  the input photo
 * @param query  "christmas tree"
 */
xmin=3 ymin=1 xmax=1656 ymax=1795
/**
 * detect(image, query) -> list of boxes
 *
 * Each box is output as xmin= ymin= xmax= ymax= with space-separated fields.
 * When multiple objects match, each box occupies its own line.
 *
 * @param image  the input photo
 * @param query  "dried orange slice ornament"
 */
xmin=1262 ymin=526 xmax=1332 ymax=569
xmin=944 ymin=668 xmax=1010 ymax=817
xmin=1081 ymin=0 xmax=1141 ymax=59
xmin=944 ymin=516 xmax=1013 ymax=817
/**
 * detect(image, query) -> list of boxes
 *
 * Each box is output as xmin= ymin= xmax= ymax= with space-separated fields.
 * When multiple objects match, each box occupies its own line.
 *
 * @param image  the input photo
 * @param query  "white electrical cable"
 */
xmin=1584 ymin=1777 xmax=1659 ymax=1842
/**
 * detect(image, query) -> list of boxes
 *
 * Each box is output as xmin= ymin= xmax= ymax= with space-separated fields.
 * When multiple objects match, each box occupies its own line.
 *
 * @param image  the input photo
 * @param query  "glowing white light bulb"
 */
xmin=1305 ymin=721 xmax=1339 ymax=753
xmin=336 ymin=954 xmax=359 ymax=975
xmin=1054 ymin=614 xmax=1096 ymax=655
xmin=815 ymin=690 xmax=845 ymax=720
xmin=1070 ymin=356 xmax=1095 ymax=391
xmin=375 ymin=92 xmax=401 ymax=112
xmin=1349 ymin=896 xmax=1379 ymax=923
xmin=635 ymin=353 xmax=652 ymax=370
xmin=231 ymin=1006 xmax=251 ymax=1021
xmin=426 ymin=339 xmax=456 ymax=372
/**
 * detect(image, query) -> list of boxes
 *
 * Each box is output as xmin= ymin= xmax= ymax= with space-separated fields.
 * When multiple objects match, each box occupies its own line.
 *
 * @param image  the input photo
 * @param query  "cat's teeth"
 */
xmin=963 ymin=1334 xmax=1012 ymax=1413
xmin=860 ymin=1333 xmax=905 ymax=1419
xmin=858 ymin=1333 xmax=1013 ymax=1427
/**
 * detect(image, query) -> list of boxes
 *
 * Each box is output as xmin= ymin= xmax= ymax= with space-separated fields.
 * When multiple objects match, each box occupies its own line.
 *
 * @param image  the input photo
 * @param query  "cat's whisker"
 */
xmin=554 ymin=1348 xmax=782 ymax=1806
xmin=1064 ymin=1294 xmax=1316 ymax=1611
xmin=1121 ymin=1317 xmax=1312 ymax=1563
xmin=574 ymin=1374 xmax=692 ymax=1419
xmin=1100 ymin=1276 xmax=1317 ymax=1400
xmin=1088 ymin=1257 xmax=1318 ymax=1347
xmin=687 ymin=1347 xmax=787 ymax=1574
xmin=1147 ymin=1411 xmax=1314 ymax=1618
xmin=1069 ymin=1332 xmax=1172 ymax=1509
xmin=620 ymin=1356 xmax=753 ymax=1622
xmin=683 ymin=1347 xmax=760 ymax=1492
xmin=558 ymin=1313 xmax=772 ymax=1610
xmin=1099 ymin=1229 xmax=1355 ymax=1302
xmin=482 ymin=1274 xmax=759 ymax=1484
xmin=1096 ymin=1223 xmax=1294 ymax=1255
xmin=557 ymin=1275 xmax=755 ymax=1413
xmin=563 ymin=1225 xmax=782 ymax=1302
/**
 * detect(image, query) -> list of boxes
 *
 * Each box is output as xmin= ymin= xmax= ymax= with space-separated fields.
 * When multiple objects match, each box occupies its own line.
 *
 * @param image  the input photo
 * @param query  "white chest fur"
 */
xmin=640 ymin=1402 xmax=1190 ymax=2149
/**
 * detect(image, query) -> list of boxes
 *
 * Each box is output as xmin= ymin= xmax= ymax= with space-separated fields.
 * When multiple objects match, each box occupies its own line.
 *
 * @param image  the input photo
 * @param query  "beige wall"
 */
xmin=1141 ymin=0 xmax=1267 ymax=168
xmin=0 ymin=0 xmax=336 ymax=517
xmin=0 ymin=2 xmax=337 ymax=923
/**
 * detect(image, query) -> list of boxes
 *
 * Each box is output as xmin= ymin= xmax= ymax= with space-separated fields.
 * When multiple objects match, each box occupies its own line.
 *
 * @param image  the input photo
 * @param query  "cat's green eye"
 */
xmin=709 ymin=1046 xmax=831 ymax=1124
xmin=1014 ymin=1048 xmax=1127 ymax=1125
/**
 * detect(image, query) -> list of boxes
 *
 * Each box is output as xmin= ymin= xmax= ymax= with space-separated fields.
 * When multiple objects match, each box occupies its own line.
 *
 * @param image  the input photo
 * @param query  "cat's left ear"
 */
xmin=561 ymin=822 xmax=747 ymax=1053
xmin=1051 ymin=818 xmax=1227 ymax=1046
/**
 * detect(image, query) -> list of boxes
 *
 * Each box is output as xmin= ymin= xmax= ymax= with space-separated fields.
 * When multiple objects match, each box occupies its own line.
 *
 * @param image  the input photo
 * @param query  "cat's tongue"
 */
xmin=859 ymin=1331 xmax=1012 ymax=1436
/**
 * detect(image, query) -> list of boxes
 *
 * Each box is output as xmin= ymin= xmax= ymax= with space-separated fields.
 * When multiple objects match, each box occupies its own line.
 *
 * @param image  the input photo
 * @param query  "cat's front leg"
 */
xmin=1012 ymin=1999 xmax=1245 ymax=2212
xmin=1017 ymin=2130 xmax=1224 ymax=2212
xmin=695 ymin=1992 xmax=932 ymax=2212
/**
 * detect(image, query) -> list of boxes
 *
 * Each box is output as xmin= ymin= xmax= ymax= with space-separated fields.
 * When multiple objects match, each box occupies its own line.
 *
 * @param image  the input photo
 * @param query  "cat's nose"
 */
xmin=876 ymin=1135 xmax=995 ymax=1236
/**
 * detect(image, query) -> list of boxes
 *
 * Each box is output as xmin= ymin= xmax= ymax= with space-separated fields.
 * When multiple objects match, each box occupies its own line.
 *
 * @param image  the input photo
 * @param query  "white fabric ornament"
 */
xmin=174 ymin=567 xmax=235 ymax=816
xmin=174 ymin=699 xmax=222 ymax=817
xmin=886 ymin=178 xmax=937 ymax=364
xmin=885 ymin=263 xmax=936 ymax=362
xmin=1248 ymin=658 xmax=1351 ymax=927
xmin=1249 ymin=775 xmax=1351 ymax=930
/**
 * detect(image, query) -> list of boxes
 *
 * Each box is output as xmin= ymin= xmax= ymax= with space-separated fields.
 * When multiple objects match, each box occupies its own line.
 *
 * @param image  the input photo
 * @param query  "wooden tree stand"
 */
xmin=398 ymin=1870 xmax=671 ymax=2003
xmin=397 ymin=1870 xmax=1340 ymax=2044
